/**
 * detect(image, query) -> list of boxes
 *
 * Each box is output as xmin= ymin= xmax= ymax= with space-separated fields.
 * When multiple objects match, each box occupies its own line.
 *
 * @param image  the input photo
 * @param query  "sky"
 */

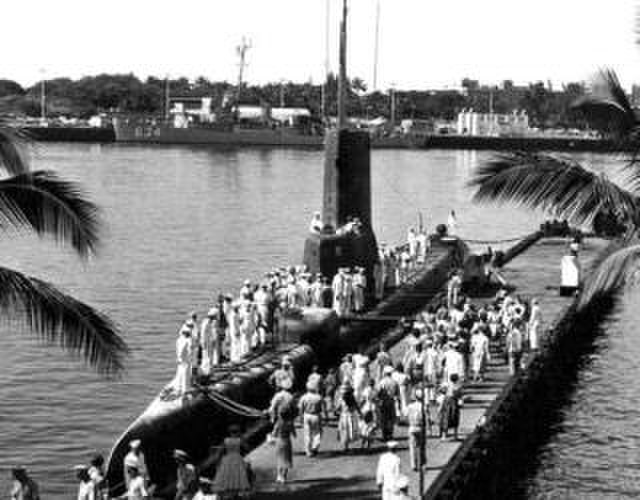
xmin=5 ymin=0 xmax=639 ymax=91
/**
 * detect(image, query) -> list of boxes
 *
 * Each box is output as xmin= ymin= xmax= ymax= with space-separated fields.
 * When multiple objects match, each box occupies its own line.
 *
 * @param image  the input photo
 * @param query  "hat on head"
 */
xmin=185 ymin=319 xmax=195 ymax=328
xmin=129 ymin=439 xmax=141 ymax=449
xmin=174 ymin=449 xmax=189 ymax=461
xmin=244 ymin=279 xmax=251 ymax=285
xmin=386 ymin=440 xmax=399 ymax=449
xmin=199 ymin=477 xmax=213 ymax=485
xmin=73 ymin=465 xmax=88 ymax=472
xmin=383 ymin=365 xmax=394 ymax=375
xmin=180 ymin=325 xmax=191 ymax=335
xmin=207 ymin=307 xmax=217 ymax=317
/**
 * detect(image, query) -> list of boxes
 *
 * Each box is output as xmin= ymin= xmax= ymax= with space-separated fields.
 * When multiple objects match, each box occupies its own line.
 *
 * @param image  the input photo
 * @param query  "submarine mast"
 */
xmin=304 ymin=0 xmax=378 ymax=302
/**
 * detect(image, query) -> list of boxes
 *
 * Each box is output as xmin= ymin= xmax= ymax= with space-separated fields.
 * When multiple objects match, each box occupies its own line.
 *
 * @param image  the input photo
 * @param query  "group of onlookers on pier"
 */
xmin=258 ymin=274 xmax=542 ymax=500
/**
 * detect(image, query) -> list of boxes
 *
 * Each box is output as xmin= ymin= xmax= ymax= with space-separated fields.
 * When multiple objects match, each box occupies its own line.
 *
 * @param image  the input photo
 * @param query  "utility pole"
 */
xmin=40 ymin=68 xmax=46 ymax=124
xmin=235 ymin=36 xmax=252 ymax=115
xmin=337 ymin=0 xmax=348 ymax=130
xmin=372 ymin=0 xmax=381 ymax=91
xmin=390 ymin=83 xmax=396 ymax=127
xmin=164 ymin=76 xmax=170 ymax=121
xmin=321 ymin=0 xmax=330 ymax=121
xmin=280 ymin=79 xmax=285 ymax=108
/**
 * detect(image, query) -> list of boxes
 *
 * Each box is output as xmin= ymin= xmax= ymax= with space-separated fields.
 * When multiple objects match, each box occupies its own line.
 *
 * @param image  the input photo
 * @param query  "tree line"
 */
xmin=0 ymin=73 xmax=590 ymax=128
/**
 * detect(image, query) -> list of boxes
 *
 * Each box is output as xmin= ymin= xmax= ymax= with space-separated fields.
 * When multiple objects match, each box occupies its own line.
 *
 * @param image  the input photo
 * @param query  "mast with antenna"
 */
xmin=373 ymin=0 xmax=381 ymax=91
xmin=235 ymin=37 xmax=251 ymax=114
xmin=337 ymin=0 xmax=348 ymax=129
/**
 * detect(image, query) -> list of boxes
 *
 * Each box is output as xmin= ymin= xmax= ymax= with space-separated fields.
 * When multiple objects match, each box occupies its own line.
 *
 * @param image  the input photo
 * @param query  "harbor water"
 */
xmin=0 ymin=144 xmax=630 ymax=497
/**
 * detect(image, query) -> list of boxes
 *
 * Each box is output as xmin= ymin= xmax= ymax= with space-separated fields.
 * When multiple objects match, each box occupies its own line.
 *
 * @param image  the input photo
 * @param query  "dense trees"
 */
xmin=0 ymin=73 xmax=593 ymax=128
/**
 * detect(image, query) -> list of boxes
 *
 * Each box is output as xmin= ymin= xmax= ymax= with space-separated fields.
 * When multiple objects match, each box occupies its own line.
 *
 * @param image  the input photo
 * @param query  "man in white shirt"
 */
xmin=376 ymin=441 xmax=402 ymax=500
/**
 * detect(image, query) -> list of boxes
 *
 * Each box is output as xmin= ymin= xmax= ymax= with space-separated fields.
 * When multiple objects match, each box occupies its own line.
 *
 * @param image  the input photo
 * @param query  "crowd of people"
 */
xmin=169 ymin=218 xmax=442 ymax=402
xmin=261 ymin=270 xmax=543 ymax=499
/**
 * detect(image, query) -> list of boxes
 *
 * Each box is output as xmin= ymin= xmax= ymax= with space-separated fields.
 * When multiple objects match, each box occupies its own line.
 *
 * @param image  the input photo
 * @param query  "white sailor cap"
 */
xmin=180 ymin=325 xmax=191 ymax=334
xmin=386 ymin=440 xmax=399 ymax=449
xmin=207 ymin=307 xmax=218 ymax=317
xmin=129 ymin=439 xmax=141 ymax=449
xmin=73 ymin=465 xmax=88 ymax=472
xmin=185 ymin=319 xmax=195 ymax=328
xmin=243 ymin=279 xmax=251 ymax=285
xmin=174 ymin=449 xmax=189 ymax=460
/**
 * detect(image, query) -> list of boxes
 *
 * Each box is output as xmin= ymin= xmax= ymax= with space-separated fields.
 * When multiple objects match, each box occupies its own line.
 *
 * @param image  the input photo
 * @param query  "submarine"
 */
xmin=104 ymin=124 xmax=468 ymax=497
xmin=104 ymin=3 xmax=469 ymax=496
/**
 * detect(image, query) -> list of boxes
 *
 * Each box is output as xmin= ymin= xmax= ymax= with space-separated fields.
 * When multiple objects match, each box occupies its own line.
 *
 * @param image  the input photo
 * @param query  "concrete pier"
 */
xmin=245 ymin=236 xmax=611 ymax=499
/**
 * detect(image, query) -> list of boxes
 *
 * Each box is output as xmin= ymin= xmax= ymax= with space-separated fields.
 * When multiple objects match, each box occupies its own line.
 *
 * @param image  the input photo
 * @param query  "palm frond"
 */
xmin=0 ymin=170 xmax=101 ymax=257
xmin=469 ymin=152 xmax=640 ymax=227
xmin=0 ymin=265 xmax=128 ymax=375
xmin=0 ymin=127 xmax=30 ymax=176
xmin=572 ymin=68 xmax=637 ymax=140
xmin=578 ymin=241 xmax=640 ymax=309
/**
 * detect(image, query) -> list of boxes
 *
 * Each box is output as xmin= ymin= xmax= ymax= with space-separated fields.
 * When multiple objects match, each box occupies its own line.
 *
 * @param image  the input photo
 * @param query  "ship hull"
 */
xmin=113 ymin=119 xmax=324 ymax=147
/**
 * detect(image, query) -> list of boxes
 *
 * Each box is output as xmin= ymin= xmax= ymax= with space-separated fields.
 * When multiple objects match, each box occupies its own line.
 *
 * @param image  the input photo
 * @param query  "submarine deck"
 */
xmin=245 ymin=236 xmax=611 ymax=499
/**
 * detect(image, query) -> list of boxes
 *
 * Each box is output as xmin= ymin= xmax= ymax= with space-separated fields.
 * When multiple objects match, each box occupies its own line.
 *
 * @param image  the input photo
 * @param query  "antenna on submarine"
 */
xmin=337 ymin=0 xmax=348 ymax=130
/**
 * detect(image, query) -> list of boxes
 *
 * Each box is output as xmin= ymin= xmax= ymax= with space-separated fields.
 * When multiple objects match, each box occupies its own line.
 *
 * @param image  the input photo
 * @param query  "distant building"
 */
xmin=456 ymin=109 xmax=529 ymax=137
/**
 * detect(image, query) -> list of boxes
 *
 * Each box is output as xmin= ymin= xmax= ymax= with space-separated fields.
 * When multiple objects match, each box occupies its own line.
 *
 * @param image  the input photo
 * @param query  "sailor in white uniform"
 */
xmin=253 ymin=284 xmax=271 ymax=345
xmin=352 ymin=267 xmax=367 ymax=312
xmin=228 ymin=303 xmax=242 ymax=362
xmin=174 ymin=326 xmax=193 ymax=398
xmin=416 ymin=229 xmax=429 ymax=264
xmin=528 ymin=298 xmax=542 ymax=350
xmin=332 ymin=268 xmax=349 ymax=317
xmin=200 ymin=308 xmax=220 ymax=374
xmin=407 ymin=227 xmax=418 ymax=262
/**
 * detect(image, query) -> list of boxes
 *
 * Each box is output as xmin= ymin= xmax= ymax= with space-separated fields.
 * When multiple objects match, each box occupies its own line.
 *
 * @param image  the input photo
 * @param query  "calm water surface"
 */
xmin=0 ymin=144 xmax=628 ymax=497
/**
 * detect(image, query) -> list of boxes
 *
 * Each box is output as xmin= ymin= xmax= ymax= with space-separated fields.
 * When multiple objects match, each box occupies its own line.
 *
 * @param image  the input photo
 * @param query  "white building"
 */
xmin=456 ymin=109 xmax=529 ymax=136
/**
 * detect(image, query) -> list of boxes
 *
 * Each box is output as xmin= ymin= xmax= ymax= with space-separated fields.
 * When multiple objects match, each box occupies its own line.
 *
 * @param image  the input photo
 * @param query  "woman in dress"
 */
xmin=359 ymin=378 xmax=378 ymax=449
xmin=336 ymin=380 xmax=360 ymax=451
xmin=438 ymin=373 xmax=463 ymax=441
xmin=268 ymin=378 xmax=297 ymax=484
xmin=211 ymin=425 xmax=252 ymax=499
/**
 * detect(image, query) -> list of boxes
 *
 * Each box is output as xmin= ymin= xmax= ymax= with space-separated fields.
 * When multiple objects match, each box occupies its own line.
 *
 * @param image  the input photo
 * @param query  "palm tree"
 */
xmin=0 ymin=128 xmax=128 ymax=375
xmin=469 ymin=69 xmax=640 ymax=309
